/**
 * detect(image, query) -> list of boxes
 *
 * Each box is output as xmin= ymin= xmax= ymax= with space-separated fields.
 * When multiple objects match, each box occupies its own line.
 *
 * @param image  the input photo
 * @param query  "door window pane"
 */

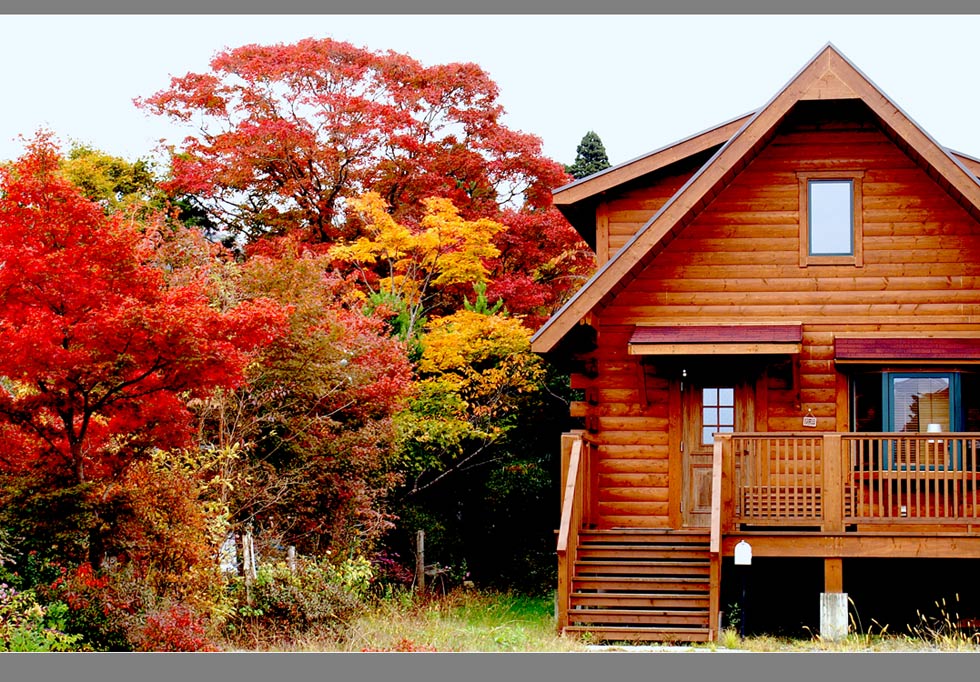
xmin=853 ymin=372 xmax=883 ymax=431
xmin=701 ymin=387 xmax=735 ymax=445
xmin=964 ymin=373 xmax=980 ymax=431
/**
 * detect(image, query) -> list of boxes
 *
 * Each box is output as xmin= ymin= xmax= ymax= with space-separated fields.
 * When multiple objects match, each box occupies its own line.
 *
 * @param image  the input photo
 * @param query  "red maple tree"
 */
xmin=138 ymin=37 xmax=593 ymax=321
xmin=0 ymin=136 xmax=288 ymax=487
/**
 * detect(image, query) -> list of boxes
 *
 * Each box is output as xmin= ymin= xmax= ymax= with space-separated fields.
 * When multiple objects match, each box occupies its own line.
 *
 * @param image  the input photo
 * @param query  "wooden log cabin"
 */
xmin=534 ymin=44 xmax=980 ymax=643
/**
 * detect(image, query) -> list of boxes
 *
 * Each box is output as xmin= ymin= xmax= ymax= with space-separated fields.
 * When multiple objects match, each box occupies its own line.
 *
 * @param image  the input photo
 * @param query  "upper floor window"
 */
xmin=798 ymin=170 xmax=864 ymax=266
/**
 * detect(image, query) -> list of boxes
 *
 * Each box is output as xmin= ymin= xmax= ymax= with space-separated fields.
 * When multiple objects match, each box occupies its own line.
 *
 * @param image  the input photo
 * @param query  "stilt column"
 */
xmin=820 ymin=557 xmax=847 ymax=641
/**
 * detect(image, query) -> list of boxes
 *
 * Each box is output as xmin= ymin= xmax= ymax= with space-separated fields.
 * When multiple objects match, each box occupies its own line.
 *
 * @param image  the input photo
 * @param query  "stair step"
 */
xmin=570 ymin=592 xmax=710 ymax=609
xmin=564 ymin=528 xmax=715 ymax=642
xmin=577 ymin=546 xmax=709 ymax=560
xmin=573 ymin=576 xmax=709 ymax=592
xmin=574 ymin=561 xmax=710 ymax=576
xmin=579 ymin=530 xmax=709 ymax=546
xmin=569 ymin=609 xmax=709 ymax=626
xmin=563 ymin=626 xmax=712 ymax=643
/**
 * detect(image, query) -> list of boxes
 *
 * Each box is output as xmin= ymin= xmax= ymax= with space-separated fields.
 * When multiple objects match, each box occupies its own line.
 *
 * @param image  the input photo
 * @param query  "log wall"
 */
xmin=580 ymin=102 xmax=980 ymax=528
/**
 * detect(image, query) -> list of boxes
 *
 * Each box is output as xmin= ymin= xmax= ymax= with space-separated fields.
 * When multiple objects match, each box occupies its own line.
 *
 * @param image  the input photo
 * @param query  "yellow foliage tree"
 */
xmin=330 ymin=192 xmax=505 ymax=339
xmin=397 ymin=308 xmax=546 ymax=495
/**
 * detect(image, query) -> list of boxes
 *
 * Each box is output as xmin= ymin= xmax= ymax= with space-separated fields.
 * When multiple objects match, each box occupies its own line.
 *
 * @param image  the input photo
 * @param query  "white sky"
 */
xmin=4 ymin=15 xmax=980 ymax=170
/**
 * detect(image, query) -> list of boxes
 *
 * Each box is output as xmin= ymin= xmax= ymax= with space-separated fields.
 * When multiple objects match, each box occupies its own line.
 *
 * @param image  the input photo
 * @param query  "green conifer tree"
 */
xmin=565 ymin=130 xmax=611 ymax=179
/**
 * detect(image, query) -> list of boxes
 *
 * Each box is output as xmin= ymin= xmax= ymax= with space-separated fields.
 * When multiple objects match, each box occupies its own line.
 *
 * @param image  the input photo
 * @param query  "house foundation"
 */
xmin=820 ymin=592 xmax=849 ymax=641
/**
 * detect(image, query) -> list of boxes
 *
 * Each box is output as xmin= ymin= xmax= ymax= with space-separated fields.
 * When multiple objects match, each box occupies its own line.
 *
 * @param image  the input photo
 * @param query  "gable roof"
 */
xmin=532 ymin=43 xmax=980 ymax=354
xmin=553 ymin=113 xmax=753 ymax=244
xmin=555 ymin=113 xmax=980 ymax=212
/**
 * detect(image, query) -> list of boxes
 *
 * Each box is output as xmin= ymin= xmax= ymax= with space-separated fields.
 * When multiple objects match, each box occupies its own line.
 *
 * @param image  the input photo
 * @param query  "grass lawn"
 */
xmin=272 ymin=590 xmax=587 ymax=652
xmin=242 ymin=589 xmax=980 ymax=652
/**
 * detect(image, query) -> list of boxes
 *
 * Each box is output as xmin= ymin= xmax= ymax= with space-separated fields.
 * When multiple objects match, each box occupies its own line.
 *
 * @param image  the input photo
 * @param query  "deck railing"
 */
xmin=556 ymin=431 xmax=586 ymax=633
xmin=844 ymin=433 xmax=980 ymax=523
xmin=715 ymin=432 xmax=980 ymax=532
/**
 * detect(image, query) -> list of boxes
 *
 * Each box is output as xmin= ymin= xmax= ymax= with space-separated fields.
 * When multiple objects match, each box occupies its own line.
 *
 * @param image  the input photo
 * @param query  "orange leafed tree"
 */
xmin=139 ymin=37 xmax=592 ymax=323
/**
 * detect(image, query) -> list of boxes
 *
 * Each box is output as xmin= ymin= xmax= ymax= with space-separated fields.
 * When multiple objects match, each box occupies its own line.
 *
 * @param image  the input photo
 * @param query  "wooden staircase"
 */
xmin=563 ymin=529 xmax=712 ymax=643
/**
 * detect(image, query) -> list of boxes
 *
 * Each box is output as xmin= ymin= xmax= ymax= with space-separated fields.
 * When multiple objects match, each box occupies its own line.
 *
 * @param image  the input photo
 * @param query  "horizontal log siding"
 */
xmin=583 ymin=107 xmax=980 ymax=527
xmin=585 ymin=326 xmax=671 ymax=527
xmin=603 ymin=163 xmax=702 ymax=263
xmin=604 ymin=117 xmax=980 ymax=328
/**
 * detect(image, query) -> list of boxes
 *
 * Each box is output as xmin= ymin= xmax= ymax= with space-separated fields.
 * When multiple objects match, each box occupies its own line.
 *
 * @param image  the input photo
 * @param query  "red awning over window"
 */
xmin=835 ymin=337 xmax=980 ymax=363
xmin=628 ymin=324 xmax=803 ymax=355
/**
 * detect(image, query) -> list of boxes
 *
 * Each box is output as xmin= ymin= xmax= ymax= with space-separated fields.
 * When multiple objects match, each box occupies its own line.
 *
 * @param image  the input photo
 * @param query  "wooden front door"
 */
xmin=682 ymin=380 xmax=753 ymax=527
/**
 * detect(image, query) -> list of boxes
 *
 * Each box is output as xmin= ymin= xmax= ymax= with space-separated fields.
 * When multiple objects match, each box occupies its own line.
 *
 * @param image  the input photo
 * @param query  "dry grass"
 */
xmin=701 ymin=596 xmax=980 ymax=653
xmin=701 ymin=630 xmax=980 ymax=652
xmin=238 ymin=588 xmax=980 ymax=653
xmin=267 ymin=589 xmax=589 ymax=652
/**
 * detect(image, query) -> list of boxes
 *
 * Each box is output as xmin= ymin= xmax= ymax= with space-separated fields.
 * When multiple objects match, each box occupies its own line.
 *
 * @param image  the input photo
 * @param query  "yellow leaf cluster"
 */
xmin=417 ymin=310 xmax=545 ymax=422
xmin=332 ymin=192 xmax=505 ymax=302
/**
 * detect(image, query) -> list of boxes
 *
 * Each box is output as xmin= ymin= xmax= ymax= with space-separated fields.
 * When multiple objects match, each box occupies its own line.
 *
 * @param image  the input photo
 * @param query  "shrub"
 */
xmin=0 ymin=583 xmax=88 ymax=652
xmin=369 ymin=551 xmax=415 ymax=595
xmin=44 ymin=562 xmax=136 ymax=651
xmin=131 ymin=602 xmax=219 ymax=652
xmin=227 ymin=555 xmax=371 ymax=646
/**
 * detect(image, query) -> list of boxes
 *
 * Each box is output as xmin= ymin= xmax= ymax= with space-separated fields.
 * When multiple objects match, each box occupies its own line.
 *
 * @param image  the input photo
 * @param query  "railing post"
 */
xmin=722 ymin=436 xmax=735 ymax=534
xmin=823 ymin=434 xmax=843 ymax=533
xmin=708 ymin=434 xmax=729 ymax=641
xmin=559 ymin=430 xmax=583 ymax=512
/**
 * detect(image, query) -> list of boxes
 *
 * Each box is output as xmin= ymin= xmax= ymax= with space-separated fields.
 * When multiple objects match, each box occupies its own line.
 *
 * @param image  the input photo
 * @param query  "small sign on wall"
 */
xmin=803 ymin=409 xmax=817 ymax=428
xmin=734 ymin=540 xmax=752 ymax=566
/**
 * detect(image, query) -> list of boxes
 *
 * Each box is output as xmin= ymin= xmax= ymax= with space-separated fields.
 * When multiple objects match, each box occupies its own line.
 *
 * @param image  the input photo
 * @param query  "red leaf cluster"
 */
xmin=0 ymin=136 xmax=289 ymax=484
xmin=138 ymin=38 xmax=586 ymax=319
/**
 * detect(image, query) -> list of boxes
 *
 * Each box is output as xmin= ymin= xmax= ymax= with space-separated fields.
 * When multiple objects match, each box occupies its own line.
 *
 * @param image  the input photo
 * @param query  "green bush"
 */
xmin=227 ymin=555 xmax=371 ymax=646
xmin=0 ymin=583 xmax=89 ymax=651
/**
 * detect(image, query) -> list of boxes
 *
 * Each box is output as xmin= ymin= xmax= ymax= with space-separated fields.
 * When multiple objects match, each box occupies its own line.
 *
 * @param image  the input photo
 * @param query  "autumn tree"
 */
xmin=330 ymin=191 xmax=504 ymax=341
xmin=194 ymin=237 xmax=413 ymax=554
xmin=59 ymin=144 xmax=160 ymax=214
xmin=140 ymin=38 xmax=557 ymax=240
xmin=0 ymin=136 xmax=287 ymax=566
xmin=387 ymin=306 xmax=574 ymax=589
xmin=565 ymin=130 xmax=611 ymax=179
xmin=395 ymin=309 xmax=545 ymax=497
xmin=139 ymin=37 xmax=592 ymax=321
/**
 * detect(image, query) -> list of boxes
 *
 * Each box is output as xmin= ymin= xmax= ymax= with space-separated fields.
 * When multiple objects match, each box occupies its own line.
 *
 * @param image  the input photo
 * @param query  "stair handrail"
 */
xmin=556 ymin=434 xmax=584 ymax=633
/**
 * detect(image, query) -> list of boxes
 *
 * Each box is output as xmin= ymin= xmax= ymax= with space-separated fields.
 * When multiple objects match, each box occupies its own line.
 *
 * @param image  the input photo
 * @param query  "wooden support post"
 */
xmin=242 ymin=526 xmax=256 ymax=584
xmin=709 ymin=552 xmax=721 ymax=641
xmin=824 ymin=557 xmax=843 ymax=593
xmin=416 ymin=530 xmax=425 ymax=594
xmin=823 ymin=434 xmax=843 ymax=533
xmin=587 ymin=440 xmax=598 ymax=528
xmin=721 ymin=435 xmax=735 ymax=534
xmin=709 ymin=435 xmax=727 ymax=641
xmin=557 ymin=437 xmax=583 ymax=634
xmin=668 ymin=379 xmax=682 ymax=528
xmin=557 ymin=551 xmax=568 ymax=634
xmin=821 ymin=557 xmax=847 ymax=641
xmin=560 ymin=430 xmax=585 ymax=515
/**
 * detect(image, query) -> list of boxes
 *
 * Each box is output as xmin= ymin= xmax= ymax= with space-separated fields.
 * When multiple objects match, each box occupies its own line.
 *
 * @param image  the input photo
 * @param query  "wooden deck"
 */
xmin=557 ymin=431 xmax=980 ymax=641
xmin=718 ymin=432 xmax=980 ymax=532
